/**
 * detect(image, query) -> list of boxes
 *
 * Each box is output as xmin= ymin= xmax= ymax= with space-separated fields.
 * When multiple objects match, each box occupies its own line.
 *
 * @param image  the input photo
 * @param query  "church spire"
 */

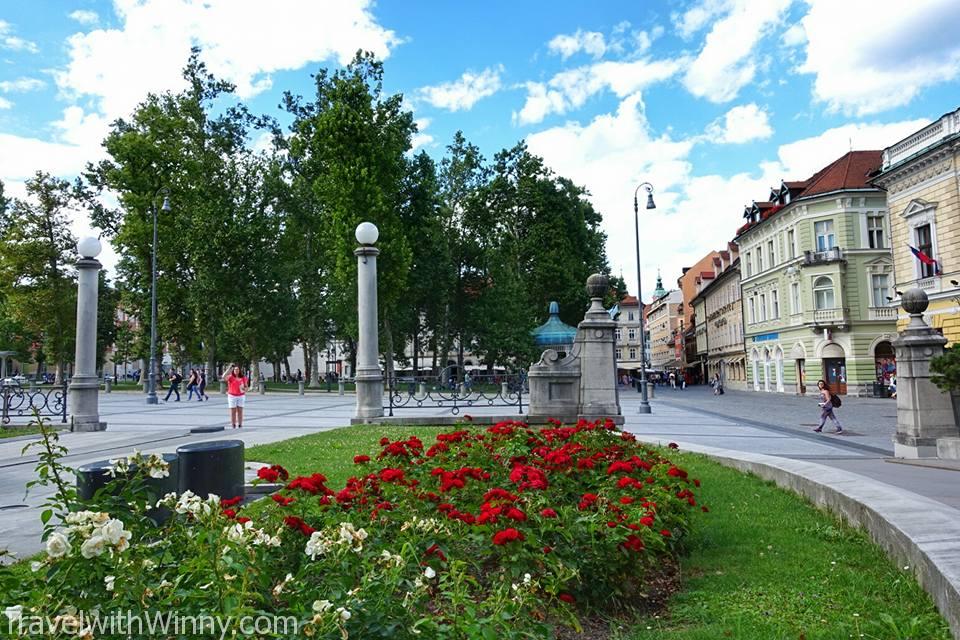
xmin=653 ymin=269 xmax=666 ymax=299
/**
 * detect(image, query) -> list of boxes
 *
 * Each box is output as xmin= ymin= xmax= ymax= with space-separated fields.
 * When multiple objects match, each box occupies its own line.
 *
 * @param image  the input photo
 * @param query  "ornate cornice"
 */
xmin=873 ymin=141 xmax=957 ymax=194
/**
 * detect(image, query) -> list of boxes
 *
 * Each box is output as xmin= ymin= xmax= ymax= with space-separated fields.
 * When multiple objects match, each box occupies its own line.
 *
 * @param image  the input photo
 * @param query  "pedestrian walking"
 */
xmin=712 ymin=372 xmax=724 ymax=395
xmin=163 ymin=369 xmax=182 ymax=402
xmin=185 ymin=369 xmax=199 ymax=401
xmin=813 ymin=379 xmax=843 ymax=434
xmin=221 ymin=364 xmax=247 ymax=429
xmin=198 ymin=369 xmax=209 ymax=401
xmin=669 ymin=371 xmax=676 ymax=389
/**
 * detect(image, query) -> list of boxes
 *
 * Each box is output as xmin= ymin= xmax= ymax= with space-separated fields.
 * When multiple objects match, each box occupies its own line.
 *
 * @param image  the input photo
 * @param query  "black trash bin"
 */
xmin=76 ymin=453 xmax=179 ymax=523
xmin=176 ymin=440 xmax=245 ymax=501
xmin=871 ymin=382 xmax=884 ymax=398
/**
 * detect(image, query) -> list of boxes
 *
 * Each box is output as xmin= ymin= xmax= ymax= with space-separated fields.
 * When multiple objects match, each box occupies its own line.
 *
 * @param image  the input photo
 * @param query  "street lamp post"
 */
xmin=146 ymin=189 xmax=171 ymax=405
xmin=633 ymin=182 xmax=656 ymax=414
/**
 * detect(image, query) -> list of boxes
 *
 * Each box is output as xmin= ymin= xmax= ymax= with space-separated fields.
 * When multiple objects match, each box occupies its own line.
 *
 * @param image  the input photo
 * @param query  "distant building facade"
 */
xmin=690 ymin=253 xmax=746 ymax=390
xmin=614 ymin=295 xmax=644 ymax=377
xmin=736 ymin=151 xmax=898 ymax=395
xmin=647 ymin=274 xmax=683 ymax=372
xmin=871 ymin=107 xmax=960 ymax=345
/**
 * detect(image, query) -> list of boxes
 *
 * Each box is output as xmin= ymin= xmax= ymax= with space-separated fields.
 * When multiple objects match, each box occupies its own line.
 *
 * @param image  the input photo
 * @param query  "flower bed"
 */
xmin=5 ymin=419 xmax=703 ymax=639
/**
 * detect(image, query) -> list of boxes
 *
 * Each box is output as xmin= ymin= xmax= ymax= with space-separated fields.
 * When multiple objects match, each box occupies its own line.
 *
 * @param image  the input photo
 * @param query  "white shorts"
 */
xmin=228 ymin=394 xmax=246 ymax=408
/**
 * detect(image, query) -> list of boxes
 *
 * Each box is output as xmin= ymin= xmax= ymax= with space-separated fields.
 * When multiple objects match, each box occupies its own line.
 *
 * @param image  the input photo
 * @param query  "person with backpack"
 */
xmin=163 ymin=369 xmax=183 ymax=402
xmin=813 ymin=379 xmax=843 ymax=434
xmin=185 ymin=369 xmax=199 ymax=401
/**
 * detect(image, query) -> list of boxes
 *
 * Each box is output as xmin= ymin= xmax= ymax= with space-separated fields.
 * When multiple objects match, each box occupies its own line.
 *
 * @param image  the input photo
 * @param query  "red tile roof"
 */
xmin=700 ymin=272 xmax=715 ymax=279
xmin=620 ymin=295 xmax=640 ymax=306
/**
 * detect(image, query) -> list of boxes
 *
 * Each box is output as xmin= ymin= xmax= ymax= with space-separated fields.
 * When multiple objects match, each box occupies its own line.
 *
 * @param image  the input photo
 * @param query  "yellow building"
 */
xmin=871 ymin=108 xmax=960 ymax=344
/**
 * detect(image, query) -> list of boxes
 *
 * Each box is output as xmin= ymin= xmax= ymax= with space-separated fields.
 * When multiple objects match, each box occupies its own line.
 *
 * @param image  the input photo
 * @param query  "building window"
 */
xmin=815 ymin=220 xmax=836 ymax=251
xmin=745 ymin=252 xmax=753 ymax=277
xmin=759 ymin=294 xmax=767 ymax=321
xmin=916 ymin=224 xmax=935 ymax=278
xmin=813 ymin=276 xmax=835 ymax=310
xmin=772 ymin=289 xmax=779 ymax=319
xmin=787 ymin=229 xmax=796 ymax=259
xmin=748 ymin=297 xmax=756 ymax=324
xmin=867 ymin=215 xmax=885 ymax=249
xmin=627 ymin=312 xmax=635 ymax=321
xmin=616 ymin=349 xmax=622 ymax=359
xmin=628 ymin=328 xmax=636 ymax=340
xmin=871 ymin=273 xmax=890 ymax=306
xmin=791 ymin=282 xmax=800 ymax=314
xmin=767 ymin=240 xmax=775 ymax=266
xmin=615 ymin=328 xmax=621 ymax=340
xmin=629 ymin=348 xmax=636 ymax=359
xmin=756 ymin=246 xmax=764 ymax=271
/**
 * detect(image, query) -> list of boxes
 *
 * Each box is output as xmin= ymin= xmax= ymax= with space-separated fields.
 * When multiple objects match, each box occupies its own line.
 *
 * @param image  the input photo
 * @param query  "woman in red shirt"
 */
xmin=221 ymin=364 xmax=248 ymax=429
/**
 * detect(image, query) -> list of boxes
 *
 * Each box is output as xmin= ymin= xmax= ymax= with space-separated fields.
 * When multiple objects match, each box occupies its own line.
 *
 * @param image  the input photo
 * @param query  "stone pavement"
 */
xmin=1 ymin=389 xmax=958 ymax=562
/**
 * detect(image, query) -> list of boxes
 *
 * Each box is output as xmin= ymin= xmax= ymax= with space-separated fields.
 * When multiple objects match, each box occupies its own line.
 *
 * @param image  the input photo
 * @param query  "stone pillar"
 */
xmin=69 ymin=238 xmax=106 ymax=432
xmin=354 ymin=222 xmax=384 ymax=419
xmin=338 ymin=380 xmax=345 ymax=396
xmin=893 ymin=289 xmax=959 ymax=458
xmin=298 ymin=380 xmax=305 ymax=396
xmin=577 ymin=274 xmax=621 ymax=419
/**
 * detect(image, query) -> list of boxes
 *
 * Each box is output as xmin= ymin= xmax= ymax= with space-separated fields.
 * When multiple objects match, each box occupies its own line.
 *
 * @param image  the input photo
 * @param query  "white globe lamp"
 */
xmin=77 ymin=236 xmax=102 ymax=259
xmin=355 ymin=221 xmax=379 ymax=245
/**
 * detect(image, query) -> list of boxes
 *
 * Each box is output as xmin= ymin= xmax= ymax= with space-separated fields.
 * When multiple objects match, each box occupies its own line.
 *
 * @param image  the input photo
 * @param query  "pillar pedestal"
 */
xmin=893 ymin=289 xmax=958 ymax=458
xmin=69 ymin=256 xmax=106 ymax=432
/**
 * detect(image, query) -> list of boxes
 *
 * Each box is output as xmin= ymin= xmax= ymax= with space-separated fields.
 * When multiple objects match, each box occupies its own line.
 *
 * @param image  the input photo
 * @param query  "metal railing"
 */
xmin=1 ymin=381 xmax=68 ymax=425
xmin=386 ymin=373 xmax=526 ymax=417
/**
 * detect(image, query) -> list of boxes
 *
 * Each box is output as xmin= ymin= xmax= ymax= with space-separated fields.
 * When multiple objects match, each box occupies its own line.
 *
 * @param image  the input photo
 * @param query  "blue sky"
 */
xmin=2 ymin=0 xmax=959 ymax=299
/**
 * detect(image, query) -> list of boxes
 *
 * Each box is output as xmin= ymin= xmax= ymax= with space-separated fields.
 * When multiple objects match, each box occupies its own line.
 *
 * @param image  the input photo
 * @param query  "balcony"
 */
xmin=802 ymin=247 xmax=845 ymax=266
xmin=868 ymin=306 xmax=897 ymax=321
xmin=916 ymin=276 xmax=941 ymax=293
xmin=804 ymin=307 xmax=849 ymax=327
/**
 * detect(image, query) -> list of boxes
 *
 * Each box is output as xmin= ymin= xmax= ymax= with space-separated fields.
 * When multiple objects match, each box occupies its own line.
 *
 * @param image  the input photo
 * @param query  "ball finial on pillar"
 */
xmin=585 ymin=273 xmax=608 ymax=299
xmin=355 ymin=222 xmax=379 ymax=245
xmin=77 ymin=236 xmax=102 ymax=259
xmin=901 ymin=288 xmax=929 ymax=315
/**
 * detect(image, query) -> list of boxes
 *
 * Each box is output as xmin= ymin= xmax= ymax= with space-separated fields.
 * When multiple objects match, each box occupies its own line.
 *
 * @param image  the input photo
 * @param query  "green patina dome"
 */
xmin=531 ymin=301 xmax=578 ymax=347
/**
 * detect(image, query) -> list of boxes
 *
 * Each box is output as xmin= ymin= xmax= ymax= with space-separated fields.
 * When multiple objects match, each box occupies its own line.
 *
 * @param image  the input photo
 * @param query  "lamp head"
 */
xmin=646 ymin=192 xmax=656 ymax=210
xmin=161 ymin=196 xmax=171 ymax=212
xmin=951 ymin=280 xmax=959 ymax=287
xmin=77 ymin=236 xmax=102 ymax=259
xmin=355 ymin=221 xmax=379 ymax=245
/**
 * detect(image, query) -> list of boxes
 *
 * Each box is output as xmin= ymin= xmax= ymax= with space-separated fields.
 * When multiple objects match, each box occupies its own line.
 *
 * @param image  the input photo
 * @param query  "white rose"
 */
xmin=80 ymin=535 xmax=107 ymax=559
xmin=104 ymin=576 xmax=115 ymax=592
xmin=4 ymin=605 xmax=23 ymax=622
xmin=336 ymin=607 xmax=351 ymax=622
xmin=30 ymin=561 xmax=43 ymax=573
xmin=312 ymin=600 xmax=332 ymax=613
xmin=46 ymin=532 xmax=71 ymax=559
xmin=423 ymin=567 xmax=436 ymax=579
xmin=99 ymin=519 xmax=129 ymax=546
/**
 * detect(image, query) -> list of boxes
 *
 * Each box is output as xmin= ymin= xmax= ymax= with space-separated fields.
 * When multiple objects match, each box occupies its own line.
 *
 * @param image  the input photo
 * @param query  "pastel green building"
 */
xmin=734 ymin=151 xmax=898 ymax=396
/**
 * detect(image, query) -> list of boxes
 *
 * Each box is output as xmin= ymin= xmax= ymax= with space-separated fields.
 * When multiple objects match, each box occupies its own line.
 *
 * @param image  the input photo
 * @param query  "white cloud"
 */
xmin=416 ymin=65 xmax=503 ymax=112
xmin=682 ymin=0 xmax=792 ymax=103
xmin=525 ymin=91 xmax=928 ymax=299
xmin=0 ymin=19 xmax=39 ymax=53
xmin=68 ymin=10 xmax=100 ymax=25
xmin=672 ymin=0 xmax=734 ymax=39
xmin=781 ymin=22 xmax=805 ymax=47
xmin=0 ymin=97 xmax=12 ymax=110
xmin=705 ymin=103 xmax=773 ymax=144
xmin=797 ymin=0 xmax=960 ymax=115
xmin=410 ymin=118 xmax=434 ymax=152
xmin=515 ymin=57 xmax=687 ymax=125
xmin=0 ymin=77 xmax=45 ymax=93
xmin=548 ymin=29 xmax=607 ymax=60
xmin=56 ymin=0 xmax=400 ymax=119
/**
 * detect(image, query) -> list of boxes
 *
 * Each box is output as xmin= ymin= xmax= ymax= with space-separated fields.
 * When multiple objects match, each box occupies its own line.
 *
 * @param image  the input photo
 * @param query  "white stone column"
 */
xmin=577 ymin=274 xmax=621 ymax=419
xmin=354 ymin=222 xmax=384 ymax=419
xmin=69 ymin=237 xmax=106 ymax=431
xmin=893 ymin=288 xmax=958 ymax=458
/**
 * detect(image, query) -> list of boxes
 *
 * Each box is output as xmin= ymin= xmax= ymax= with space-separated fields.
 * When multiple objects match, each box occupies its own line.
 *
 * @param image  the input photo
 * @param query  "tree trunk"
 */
xmin=413 ymin=320 xmax=420 ymax=378
xmin=283 ymin=357 xmax=292 ymax=381
xmin=302 ymin=341 xmax=311 ymax=385
xmin=383 ymin=318 xmax=396 ymax=383
xmin=138 ymin=359 xmax=147 ymax=387
xmin=205 ymin=334 xmax=217 ymax=383
xmin=309 ymin=342 xmax=321 ymax=388
xmin=54 ymin=360 xmax=63 ymax=385
xmin=457 ymin=340 xmax=465 ymax=383
xmin=430 ymin=335 xmax=438 ymax=376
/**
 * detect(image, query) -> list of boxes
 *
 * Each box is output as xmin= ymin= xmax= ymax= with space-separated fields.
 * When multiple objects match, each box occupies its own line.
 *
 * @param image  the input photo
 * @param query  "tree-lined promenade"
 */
xmin=0 ymin=49 xmax=619 ymax=385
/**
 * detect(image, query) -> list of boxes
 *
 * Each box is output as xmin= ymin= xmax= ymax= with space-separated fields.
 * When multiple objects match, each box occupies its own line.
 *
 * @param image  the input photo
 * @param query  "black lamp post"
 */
xmin=633 ymin=182 xmax=656 ymax=414
xmin=146 ymin=188 xmax=171 ymax=405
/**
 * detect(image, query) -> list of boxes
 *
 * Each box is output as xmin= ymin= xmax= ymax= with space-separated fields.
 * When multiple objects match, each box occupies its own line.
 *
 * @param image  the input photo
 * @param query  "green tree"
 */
xmin=931 ymin=344 xmax=960 ymax=393
xmin=0 ymin=172 xmax=78 ymax=382
xmin=96 ymin=272 xmax=119 ymax=374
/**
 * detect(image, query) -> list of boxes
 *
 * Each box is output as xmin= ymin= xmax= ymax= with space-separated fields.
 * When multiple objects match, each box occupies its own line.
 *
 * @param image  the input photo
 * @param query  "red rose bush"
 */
xmin=12 ymin=419 xmax=703 ymax=639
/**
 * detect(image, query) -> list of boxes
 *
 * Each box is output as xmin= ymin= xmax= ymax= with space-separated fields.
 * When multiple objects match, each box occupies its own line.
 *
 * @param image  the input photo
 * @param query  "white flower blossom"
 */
xmin=46 ymin=532 xmax=71 ymax=559
xmin=336 ymin=607 xmax=351 ymax=622
xmin=312 ymin=600 xmax=333 ymax=613
xmin=104 ymin=576 xmax=115 ymax=592
xmin=80 ymin=535 xmax=107 ymax=559
xmin=423 ymin=566 xmax=436 ymax=579
xmin=4 ymin=605 xmax=23 ymax=622
xmin=305 ymin=532 xmax=330 ymax=560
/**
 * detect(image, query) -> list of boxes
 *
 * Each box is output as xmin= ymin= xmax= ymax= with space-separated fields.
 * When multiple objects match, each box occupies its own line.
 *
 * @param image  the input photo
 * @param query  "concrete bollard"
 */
xmin=418 ymin=383 xmax=427 ymax=397
xmin=647 ymin=382 xmax=655 ymax=399
xmin=501 ymin=382 xmax=510 ymax=396
xmin=104 ymin=379 xmax=112 ymax=393
xmin=298 ymin=381 xmax=305 ymax=396
xmin=219 ymin=381 xmax=226 ymax=394
xmin=338 ymin=380 xmax=345 ymax=396
xmin=459 ymin=382 xmax=468 ymax=396
xmin=29 ymin=380 xmax=37 ymax=392
xmin=259 ymin=380 xmax=265 ymax=395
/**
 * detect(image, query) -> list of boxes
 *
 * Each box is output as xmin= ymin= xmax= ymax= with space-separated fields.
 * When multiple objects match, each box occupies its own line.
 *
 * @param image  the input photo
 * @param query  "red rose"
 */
xmin=271 ymin=494 xmax=296 ymax=506
xmin=542 ymin=546 xmax=552 ymax=554
xmin=505 ymin=507 xmax=527 ymax=522
xmin=702 ymin=505 xmax=710 ymax=512
xmin=660 ymin=529 xmax=672 ymax=538
xmin=619 ymin=496 xmax=635 ymax=505
xmin=235 ymin=516 xmax=251 ymax=524
xmin=257 ymin=467 xmax=279 ymax=482
xmin=540 ymin=508 xmax=558 ymax=518
xmin=221 ymin=496 xmax=243 ymax=508
xmin=667 ymin=442 xmax=679 ymax=449
xmin=353 ymin=455 xmax=370 ymax=464
xmin=558 ymin=593 xmax=576 ymax=604
xmin=222 ymin=508 xmax=236 ymax=519
xmin=492 ymin=528 xmax=525 ymax=545
xmin=639 ymin=516 xmax=654 ymax=527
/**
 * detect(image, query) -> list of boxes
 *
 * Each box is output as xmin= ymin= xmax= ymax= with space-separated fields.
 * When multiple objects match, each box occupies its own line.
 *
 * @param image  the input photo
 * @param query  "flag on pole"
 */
xmin=909 ymin=245 xmax=942 ymax=275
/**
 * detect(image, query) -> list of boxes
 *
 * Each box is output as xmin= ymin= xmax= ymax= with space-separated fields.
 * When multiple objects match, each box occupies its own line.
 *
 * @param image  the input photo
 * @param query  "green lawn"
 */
xmin=0 ymin=425 xmax=45 ymax=439
xmin=246 ymin=426 xmax=950 ymax=640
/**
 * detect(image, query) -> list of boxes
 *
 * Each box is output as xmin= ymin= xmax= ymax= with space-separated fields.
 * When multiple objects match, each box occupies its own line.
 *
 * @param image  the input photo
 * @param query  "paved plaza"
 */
xmin=1 ymin=389 xmax=958 ymax=562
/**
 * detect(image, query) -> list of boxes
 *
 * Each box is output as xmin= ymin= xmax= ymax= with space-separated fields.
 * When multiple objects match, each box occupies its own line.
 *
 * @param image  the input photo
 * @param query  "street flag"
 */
xmin=909 ymin=245 xmax=942 ymax=275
